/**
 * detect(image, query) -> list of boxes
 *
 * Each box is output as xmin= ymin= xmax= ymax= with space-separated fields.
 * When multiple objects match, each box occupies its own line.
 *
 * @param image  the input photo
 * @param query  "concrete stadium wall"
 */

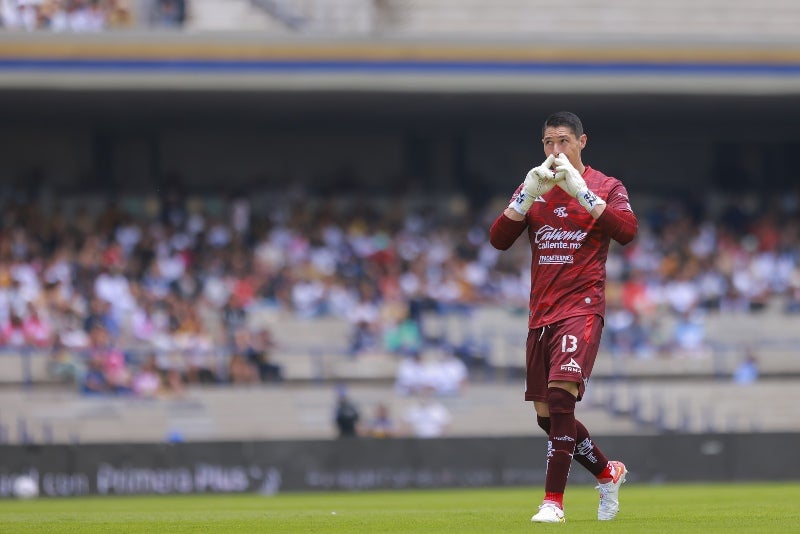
xmin=1 ymin=433 xmax=797 ymax=497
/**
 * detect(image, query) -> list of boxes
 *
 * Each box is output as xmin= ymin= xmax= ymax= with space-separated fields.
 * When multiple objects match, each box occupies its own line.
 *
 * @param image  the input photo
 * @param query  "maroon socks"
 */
xmin=543 ymin=388 xmax=577 ymax=499
xmin=537 ymin=416 xmax=609 ymax=479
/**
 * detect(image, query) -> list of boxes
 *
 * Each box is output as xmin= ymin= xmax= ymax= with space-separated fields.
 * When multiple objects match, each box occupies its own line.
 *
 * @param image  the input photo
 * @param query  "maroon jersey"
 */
xmin=490 ymin=166 xmax=637 ymax=329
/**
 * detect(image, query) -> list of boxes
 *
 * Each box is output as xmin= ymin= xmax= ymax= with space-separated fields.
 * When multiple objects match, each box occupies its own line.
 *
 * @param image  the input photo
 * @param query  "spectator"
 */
xmin=603 ymin=300 xmax=652 ymax=359
xmin=669 ymin=309 xmax=711 ymax=359
xmin=401 ymin=387 xmax=451 ymax=438
xmin=394 ymin=352 xmax=429 ymax=396
xmin=87 ymin=324 xmax=131 ymax=394
xmin=94 ymin=264 xmax=136 ymax=326
xmin=129 ymin=297 xmax=161 ymax=345
xmin=170 ymin=299 xmax=216 ymax=384
xmin=162 ymin=365 xmax=186 ymax=397
xmin=733 ymin=350 xmax=759 ymax=385
xmin=365 ymin=403 xmax=395 ymax=438
xmin=81 ymin=353 xmax=111 ymax=395
xmin=0 ymin=311 xmax=27 ymax=347
xmin=131 ymin=353 xmax=163 ymax=398
xmin=381 ymin=298 xmax=422 ymax=356
xmin=84 ymin=297 xmax=120 ymax=341
xmin=249 ymin=327 xmax=283 ymax=383
xmin=347 ymin=284 xmax=381 ymax=355
xmin=429 ymin=349 xmax=468 ymax=396
xmin=228 ymin=353 xmax=259 ymax=385
xmin=150 ymin=0 xmax=185 ymax=28
xmin=334 ymin=386 xmax=360 ymax=438
xmin=48 ymin=309 xmax=89 ymax=383
xmin=220 ymin=294 xmax=247 ymax=341
xmin=21 ymin=302 xmax=53 ymax=348
xmin=56 ymin=310 xmax=90 ymax=350
xmin=106 ymin=0 xmax=133 ymax=28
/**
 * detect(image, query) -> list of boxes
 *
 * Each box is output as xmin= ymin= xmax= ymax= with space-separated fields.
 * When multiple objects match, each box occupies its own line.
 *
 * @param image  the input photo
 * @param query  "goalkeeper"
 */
xmin=489 ymin=111 xmax=638 ymax=524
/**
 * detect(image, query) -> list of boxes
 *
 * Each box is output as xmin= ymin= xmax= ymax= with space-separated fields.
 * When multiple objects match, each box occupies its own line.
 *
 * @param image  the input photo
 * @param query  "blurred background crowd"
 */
xmin=0 ymin=0 xmax=185 ymax=30
xmin=1 ymin=179 xmax=797 ymax=400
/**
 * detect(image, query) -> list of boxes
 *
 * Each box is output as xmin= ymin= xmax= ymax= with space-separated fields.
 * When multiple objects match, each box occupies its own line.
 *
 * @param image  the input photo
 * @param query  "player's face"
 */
xmin=542 ymin=126 xmax=587 ymax=168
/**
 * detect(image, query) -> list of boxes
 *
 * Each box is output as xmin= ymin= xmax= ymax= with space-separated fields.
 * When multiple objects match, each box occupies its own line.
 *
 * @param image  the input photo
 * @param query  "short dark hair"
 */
xmin=542 ymin=111 xmax=584 ymax=138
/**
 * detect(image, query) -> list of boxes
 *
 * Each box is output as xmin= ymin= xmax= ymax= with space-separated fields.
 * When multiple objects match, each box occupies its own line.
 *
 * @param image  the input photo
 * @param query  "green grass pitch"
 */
xmin=1 ymin=482 xmax=799 ymax=533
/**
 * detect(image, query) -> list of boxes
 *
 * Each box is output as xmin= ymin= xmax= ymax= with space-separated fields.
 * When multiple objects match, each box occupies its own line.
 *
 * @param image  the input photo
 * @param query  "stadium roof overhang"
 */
xmin=2 ymin=32 xmax=800 ymax=95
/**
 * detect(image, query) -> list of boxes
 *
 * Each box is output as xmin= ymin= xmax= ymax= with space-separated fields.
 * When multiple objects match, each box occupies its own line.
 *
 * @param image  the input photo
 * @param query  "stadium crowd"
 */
xmin=0 ymin=0 xmax=185 ymax=31
xmin=0 ymin=182 xmax=798 ymax=397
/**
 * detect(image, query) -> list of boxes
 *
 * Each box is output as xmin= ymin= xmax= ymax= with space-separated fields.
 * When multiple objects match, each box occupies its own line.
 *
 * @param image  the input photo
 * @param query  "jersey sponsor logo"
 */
xmin=560 ymin=358 xmax=582 ymax=373
xmin=539 ymin=255 xmax=574 ymax=264
xmin=534 ymin=225 xmax=586 ymax=257
xmin=534 ymin=225 xmax=588 ymax=244
xmin=553 ymin=207 xmax=568 ymax=218
xmin=533 ymin=224 xmax=589 ymax=265
xmin=538 ymin=242 xmax=580 ymax=250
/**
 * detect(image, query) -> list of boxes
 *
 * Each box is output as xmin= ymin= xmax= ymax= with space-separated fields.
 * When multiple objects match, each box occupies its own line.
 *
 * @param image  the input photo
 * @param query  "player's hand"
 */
xmin=523 ymin=154 xmax=557 ymax=198
xmin=553 ymin=153 xmax=586 ymax=197
xmin=554 ymin=153 xmax=606 ymax=212
xmin=508 ymin=155 xmax=556 ymax=215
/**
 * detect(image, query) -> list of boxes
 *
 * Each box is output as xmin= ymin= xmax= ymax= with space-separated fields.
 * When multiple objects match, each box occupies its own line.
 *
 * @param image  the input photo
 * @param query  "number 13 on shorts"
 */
xmin=562 ymin=335 xmax=578 ymax=352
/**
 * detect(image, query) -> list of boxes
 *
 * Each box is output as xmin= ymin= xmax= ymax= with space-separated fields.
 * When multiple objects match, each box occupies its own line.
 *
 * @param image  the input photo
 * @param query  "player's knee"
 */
xmin=547 ymin=387 xmax=576 ymax=415
xmin=536 ymin=415 xmax=551 ymax=433
xmin=548 ymin=380 xmax=579 ymax=397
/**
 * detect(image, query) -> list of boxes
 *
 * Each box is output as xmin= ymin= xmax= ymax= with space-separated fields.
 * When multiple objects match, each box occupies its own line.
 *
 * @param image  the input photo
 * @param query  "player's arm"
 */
xmin=490 ymin=209 xmax=527 ymax=250
xmin=595 ymin=183 xmax=638 ymax=245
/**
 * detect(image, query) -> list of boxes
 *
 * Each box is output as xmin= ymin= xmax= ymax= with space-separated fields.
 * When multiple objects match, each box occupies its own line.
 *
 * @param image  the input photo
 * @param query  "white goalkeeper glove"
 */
xmin=508 ymin=155 xmax=557 ymax=215
xmin=554 ymin=153 xmax=606 ymax=212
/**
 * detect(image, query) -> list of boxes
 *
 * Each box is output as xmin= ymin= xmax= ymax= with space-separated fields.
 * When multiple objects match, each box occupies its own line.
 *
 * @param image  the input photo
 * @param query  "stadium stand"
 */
xmin=371 ymin=0 xmax=800 ymax=37
xmin=4 ymin=0 xmax=800 ymax=36
xmin=200 ymin=0 xmax=800 ymax=37
xmin=189 ymin=0 xmax=283 ymax=31
xmin=0 ymin=178 xmax=798 ymax=445
xmin=1 ymin=0 xmax=800 ymax=447
xmin=3 ymin=270 xmax=799 ymax=443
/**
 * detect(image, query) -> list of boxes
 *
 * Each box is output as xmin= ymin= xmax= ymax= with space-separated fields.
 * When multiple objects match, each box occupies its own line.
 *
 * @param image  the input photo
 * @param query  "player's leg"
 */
xmin=545 ymin=314 xmax=627 ymax=520
xmin=535 ymin=407 xmax=627 ymax=520
xmin=540 ymin=382 xmax=578 ymax=515
xmin=539 ymin=414 xmax=613 ymax=479
xmin=526 ymin=328 xmax=566 ymax=523
xmin=558 ymin=411 xmax=627 ymax=519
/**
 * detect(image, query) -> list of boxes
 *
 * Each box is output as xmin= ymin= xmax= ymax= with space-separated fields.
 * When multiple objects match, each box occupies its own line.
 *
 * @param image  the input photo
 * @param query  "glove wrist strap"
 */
xmin=576 ymin=188 xmax=606 ymax=212
xmin=509 ymin=190 xmax=533 ymax=215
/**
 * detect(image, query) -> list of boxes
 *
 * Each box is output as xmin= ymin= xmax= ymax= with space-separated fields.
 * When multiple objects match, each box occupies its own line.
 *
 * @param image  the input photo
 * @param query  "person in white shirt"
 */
xmin=402 ymin=387 xmax=451 ymax=438
xmin=430 ymin=350 xmax=468 ymax=396
xmin=394 ymin=352 xmax=430 ymax=396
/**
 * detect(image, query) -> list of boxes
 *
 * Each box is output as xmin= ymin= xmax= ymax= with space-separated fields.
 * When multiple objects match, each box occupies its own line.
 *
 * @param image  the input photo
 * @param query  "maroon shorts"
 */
xmin=524 ymin=314 xmax=604 ymax=402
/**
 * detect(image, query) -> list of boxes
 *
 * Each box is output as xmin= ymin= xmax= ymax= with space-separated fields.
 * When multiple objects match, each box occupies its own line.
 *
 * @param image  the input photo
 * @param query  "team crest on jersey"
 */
xmin=553 ymin=207 xmax=568 ymax=218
